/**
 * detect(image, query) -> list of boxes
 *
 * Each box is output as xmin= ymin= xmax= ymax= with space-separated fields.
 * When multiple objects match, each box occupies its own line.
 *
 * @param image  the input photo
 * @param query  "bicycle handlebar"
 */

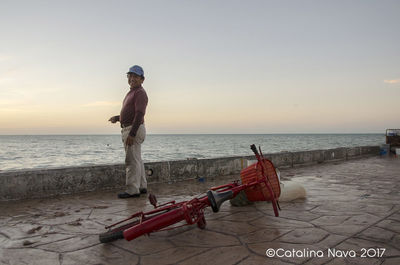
xmin=250 ymin=144 xmax=259 ymax=156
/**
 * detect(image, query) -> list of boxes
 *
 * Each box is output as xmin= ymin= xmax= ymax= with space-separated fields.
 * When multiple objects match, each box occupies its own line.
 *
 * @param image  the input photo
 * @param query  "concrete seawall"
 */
xmin=0 ymin=146 xmax=379 ymax=201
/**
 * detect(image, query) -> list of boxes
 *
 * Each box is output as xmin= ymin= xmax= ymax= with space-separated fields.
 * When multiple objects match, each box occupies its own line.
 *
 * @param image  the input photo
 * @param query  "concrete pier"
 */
xmin=0 ymin=155 xmax=399 ymax=264
xmin=0 ymin=146 xmax=379 ymax=201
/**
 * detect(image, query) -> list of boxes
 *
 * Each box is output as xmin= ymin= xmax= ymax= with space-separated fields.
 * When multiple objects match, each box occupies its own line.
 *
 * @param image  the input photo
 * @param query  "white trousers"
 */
xmin=121 ymin=124 xmax=147 ymax=194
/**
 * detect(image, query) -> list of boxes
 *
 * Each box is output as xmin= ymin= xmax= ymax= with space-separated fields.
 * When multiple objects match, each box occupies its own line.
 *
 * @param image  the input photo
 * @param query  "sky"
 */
xmin=0 ymin=0 xmax=399 ymax=134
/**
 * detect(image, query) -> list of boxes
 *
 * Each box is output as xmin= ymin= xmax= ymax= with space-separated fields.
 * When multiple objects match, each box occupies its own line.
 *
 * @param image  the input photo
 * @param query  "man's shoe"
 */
xmin=118 ymin=192 xmax=140 ymax=199
xmin=139 ymin=188 xmax=147 ymax=194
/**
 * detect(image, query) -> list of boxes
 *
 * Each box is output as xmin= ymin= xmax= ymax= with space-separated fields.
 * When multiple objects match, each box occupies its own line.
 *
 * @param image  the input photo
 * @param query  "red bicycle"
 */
xmin=99 ymin=144 xmax=281 ymax=243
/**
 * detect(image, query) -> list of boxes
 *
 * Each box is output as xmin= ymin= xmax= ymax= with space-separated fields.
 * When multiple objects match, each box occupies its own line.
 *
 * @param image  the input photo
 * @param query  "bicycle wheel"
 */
xmin=99 ymin=219 xmax=139 ymax=243
xmin=229 ymin=190 xmax=253 ymax=207
xmin=99 ymin=210 xmax=169 ymax=243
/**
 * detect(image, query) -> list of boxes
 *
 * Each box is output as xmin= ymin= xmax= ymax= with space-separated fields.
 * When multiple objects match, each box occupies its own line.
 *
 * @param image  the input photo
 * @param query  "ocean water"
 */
xmin=0 ymin=134 xmax=384 ymax=171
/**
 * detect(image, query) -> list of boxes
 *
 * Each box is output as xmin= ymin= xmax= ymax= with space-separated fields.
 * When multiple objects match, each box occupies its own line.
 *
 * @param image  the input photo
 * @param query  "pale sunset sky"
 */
xmin=0 ymin=0 xmax=399 ymax=134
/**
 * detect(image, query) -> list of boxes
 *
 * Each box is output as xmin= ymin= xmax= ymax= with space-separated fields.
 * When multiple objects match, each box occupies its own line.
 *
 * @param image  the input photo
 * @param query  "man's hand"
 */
xmin=108 ymin=116 xmax=118 ymax=123
xmin=126 ymin=135 xmax=134 ymax=146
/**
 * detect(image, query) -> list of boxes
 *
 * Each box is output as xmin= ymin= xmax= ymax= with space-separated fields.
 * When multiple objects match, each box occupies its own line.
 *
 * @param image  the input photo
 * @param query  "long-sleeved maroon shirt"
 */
xmin=120 ymin=86 xmax=148 ymax=136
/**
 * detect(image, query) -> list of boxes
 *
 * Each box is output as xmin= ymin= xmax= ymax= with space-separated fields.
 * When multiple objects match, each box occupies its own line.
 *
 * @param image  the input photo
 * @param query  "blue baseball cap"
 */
xmin=127 ymin=65 xmax=144 ymax=77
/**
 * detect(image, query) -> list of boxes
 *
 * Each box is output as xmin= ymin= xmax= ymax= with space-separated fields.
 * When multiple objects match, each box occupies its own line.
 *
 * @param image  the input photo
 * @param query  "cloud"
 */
xmin=0 ymin=99 xmax=23 ymax=106
xmin=0 ymin=76 xmax=15 ymax=84
xmin=83 ymin=101 xmax=120 ymax=107
xmin=0 ymin=69 xmax=18 ymax=84
xmin=0 ymin=54 xmax=12 ymax=62
xmin=384 ymin=79 xmax=400 ymax=84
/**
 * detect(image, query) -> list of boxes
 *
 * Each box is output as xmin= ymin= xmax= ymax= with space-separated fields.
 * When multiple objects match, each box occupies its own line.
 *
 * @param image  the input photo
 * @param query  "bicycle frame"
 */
xmin=101 ymin=144 xmax=280 ymax=243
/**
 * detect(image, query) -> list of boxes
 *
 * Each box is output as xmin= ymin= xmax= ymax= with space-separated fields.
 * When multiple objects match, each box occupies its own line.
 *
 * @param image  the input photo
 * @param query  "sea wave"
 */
xmin=0 ymin=134 xmax=384 ymax=171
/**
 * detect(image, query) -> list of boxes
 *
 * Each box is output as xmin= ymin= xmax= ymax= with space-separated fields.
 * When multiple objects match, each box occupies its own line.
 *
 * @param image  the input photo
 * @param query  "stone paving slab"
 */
xmin=0 ymin=156 xmax=399 ymax=265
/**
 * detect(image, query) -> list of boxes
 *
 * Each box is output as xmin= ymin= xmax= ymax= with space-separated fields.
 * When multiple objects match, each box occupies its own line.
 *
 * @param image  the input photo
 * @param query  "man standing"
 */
xmin=109 ymin=65 xmax=148 ymax=198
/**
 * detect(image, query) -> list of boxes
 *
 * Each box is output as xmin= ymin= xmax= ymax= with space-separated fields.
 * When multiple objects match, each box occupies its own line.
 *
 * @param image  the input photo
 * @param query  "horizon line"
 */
xmin=0 ymin=132 xmax=385 ymax=136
